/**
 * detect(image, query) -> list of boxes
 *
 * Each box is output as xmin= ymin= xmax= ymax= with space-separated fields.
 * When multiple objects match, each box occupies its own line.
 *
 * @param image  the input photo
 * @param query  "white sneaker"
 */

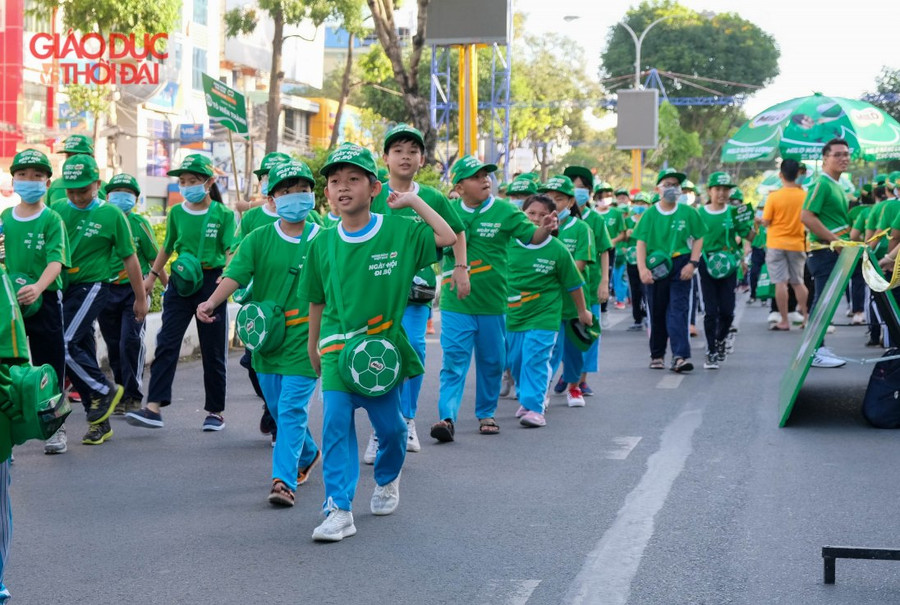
xmin=363 ymin=432 xmax=378 ymax=465
xmin=44 ymin=426 xmax=67 ymax=455
xmin=600 ymin=312 xmax=611 ymax=329
xmin=812 ymin=347 xmax=846 ymax=368
xmin=312 ymin=505 xmax=357 ymax=542
xmin=826 ymin=324 xmax=836 ymax=334
xmin=789 ymin=311 xmax=805 ymax=325
xmin=767 ymin=311 xmax=781 ymax=324
xmin=851 ymin=312 xmax=865 ymax=325
xmin=499 ymin=373 xmax=512 ymax=398
xmin=405 ymin=418 xmax=421 ymax=453
xmin=371 ymin=474 xmax=400 ymax=516
xmin=566 ymin=386 xmax=586 ymax=407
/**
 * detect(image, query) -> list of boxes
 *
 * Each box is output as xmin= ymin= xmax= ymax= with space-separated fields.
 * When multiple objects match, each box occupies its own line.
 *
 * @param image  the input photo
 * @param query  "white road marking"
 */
xmin=563 ymin=405 xmax=704 ymax=605
xmin=600 ymin=436 xmax=643 ymax=460
xmin=655 ymin=374 xmax=684 ymax=389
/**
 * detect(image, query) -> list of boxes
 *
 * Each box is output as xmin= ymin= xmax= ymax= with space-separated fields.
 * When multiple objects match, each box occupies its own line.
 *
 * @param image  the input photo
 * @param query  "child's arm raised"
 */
xmin=389 ymin=192 xmax=457 ymax=248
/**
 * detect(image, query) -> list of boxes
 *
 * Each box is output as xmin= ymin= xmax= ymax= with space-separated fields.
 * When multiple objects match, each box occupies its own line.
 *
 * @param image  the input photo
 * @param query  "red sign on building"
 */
xmin=0 ymin=0 xmax=25 ymax=159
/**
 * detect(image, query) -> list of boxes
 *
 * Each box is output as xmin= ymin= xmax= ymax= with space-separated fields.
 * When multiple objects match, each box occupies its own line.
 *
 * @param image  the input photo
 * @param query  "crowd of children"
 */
xmin=7 ymin=128 xmax=857 ymax=547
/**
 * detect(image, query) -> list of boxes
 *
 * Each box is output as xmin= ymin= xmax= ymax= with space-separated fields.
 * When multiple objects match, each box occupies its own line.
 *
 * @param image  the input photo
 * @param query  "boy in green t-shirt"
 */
xmin=359 ymin=124 xmax=469 ymax=460
xmin=99 ymin=173 xmax=166 ymax=415
xmin=634 ymin=168 xmax=706 ymax=372
xmin=4 ymin=149 xmax=70 ymax=453
xmin=54 ymin=154 xmax=147 ymax=446
xmin=299 ymin=144 xmax=456 ymax=542
xmin=433 ymin=156 xmax=555 ymax=441
xmin=127 ymin=154 xmax=236 ymax=431
xmin=199 ymin=161 xmax=322 ymax=507
xmin=46 ymin=135 xmax=108 ymax=205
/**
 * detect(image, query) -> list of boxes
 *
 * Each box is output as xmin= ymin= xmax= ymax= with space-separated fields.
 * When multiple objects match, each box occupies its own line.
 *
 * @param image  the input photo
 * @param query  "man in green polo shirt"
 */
xmin=801 ymin=137 xmax=854 ymax=368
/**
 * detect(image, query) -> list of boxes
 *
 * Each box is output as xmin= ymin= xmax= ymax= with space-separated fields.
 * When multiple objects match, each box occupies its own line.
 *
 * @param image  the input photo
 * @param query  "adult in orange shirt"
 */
xmin=762 ymin=159 xmax=809 ymax=330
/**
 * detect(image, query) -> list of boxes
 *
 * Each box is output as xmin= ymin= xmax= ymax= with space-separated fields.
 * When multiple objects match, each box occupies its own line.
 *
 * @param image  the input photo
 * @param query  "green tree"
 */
xmin=551 ymin=130 xmax=633 ymax=188
xmin=601 ymin=1 xmax=779 ymax=177
xmin=868 ymin=66 xmax=900 ymax=121
xmin=225 ymin=0 xmax=360 ymax=154
xmin=646 ymin=102 xmax=702 ymax=170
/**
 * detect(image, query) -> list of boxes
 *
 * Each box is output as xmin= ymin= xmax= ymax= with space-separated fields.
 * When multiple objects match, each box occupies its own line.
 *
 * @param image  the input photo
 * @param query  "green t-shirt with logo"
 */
xmin=162 ymin=202 xmax=236 ymax=269
xmin=52 ymin=201 xmax=135 ymax=285
xmin=111 ymin=211 xmax=159 ymax=283
xmin=803 ymin=174 xmax=850 ymax=243
xmin=852 ymin=205 xmax=872 ymax=232
xmin=507 ymin=236 xmax=584 ymax=332
xmin=866 ymin=199 xmax=900 ymax=231
xmin=225 ymin=220 xmax=320 ymax=377
xmin=372 ymin=181 xmax=465 ymax=306
xmin=580 ymin=207 xmax=614 ymax=305
xmin=440 ymin=197 xmax=537 ymax=315
xmin=593 ymin=206 xmax=627 ymax=241
xmin=299 ymin=214 xmax=437 ymax=393
xmin=699 ymin=205 xmax=741 ymax=254
xmin=0 ymin=206 xmax=70 ymax=292
xmin=236 ymin=205 xmax=279 ymax=247
xmin=752 ymin=225 xmax=767 ymax=248
xmin=633 ymin=203 xmax=707 ymax=258
xmin=556 ymin=216 xmax=594 ymax=318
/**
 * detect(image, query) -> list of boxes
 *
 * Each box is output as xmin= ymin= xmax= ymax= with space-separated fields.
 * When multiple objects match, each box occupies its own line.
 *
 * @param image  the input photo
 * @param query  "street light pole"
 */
xmin=617 ymin=16 xmax=672 ymax=190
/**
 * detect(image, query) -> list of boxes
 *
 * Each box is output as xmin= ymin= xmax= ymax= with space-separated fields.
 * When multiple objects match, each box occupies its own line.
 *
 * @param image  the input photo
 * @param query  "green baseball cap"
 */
xmin=875 ymin=173 xmax=889 ymax=185
xmin=10 ymin=149 xmax=52 ymax=177
xmin=707 ymin=171 xmax=735 ymax=188
xmin=516 ymin=171 xmax=540 ymax=185
xmin=682 ymin=179 xmax=696 ymax=192
xmin=377 ymin=166 xmax=390 ymax=183
xmin=729 ymin=187 xmax=744 ymax=201
xmin=656 ymin=168 xmax=686 ymax=185
xmin=106 ymin=173 xmax=140 ymax=195
xmin=650 ymin=192 xmax=660 ymax=203
xmin=267 ymin=160 xmax=316 ymax=193
xmin=889 ymin=171 xmax=900 ymax=186
xmin=253 ymin=152 xmax=292 ymax=178
xmin=592 ymin=180 xmax=614 ymax=193
xmin=450 ymin=155 xmax=498 ymax=185
xmin=614 ymin=187 xmax=630 ymax=197
xmin=563 ymin=165 xmax=594 ymax=190
xmin=633 ymin=191 xmax=652 ymax=203
xmin=539 ymin=175 xmax=576 ymax=197
xmin=168 ymin=154 xmax=215 ymax=178
xmin=507 ymin=179 xmax=538 ymax=196
xmin=61 ymin=154 xmax=100 ymax=189
xmin=564 ymin=316 xmax=600 ymax=352
xmin=61 ymin=134 xmax=94 ymax=155
xmin=383 ymin=123 xmax=425 ymax=153
xmin=320 ymin=143 xmax=378 ymax=178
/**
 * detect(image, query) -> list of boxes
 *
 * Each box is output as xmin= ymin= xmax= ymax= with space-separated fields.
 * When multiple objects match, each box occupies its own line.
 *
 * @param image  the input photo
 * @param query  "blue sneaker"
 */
xmin=202 ymin=413 xmax=225 ymax=432
xmin=552 ymin=376 xmax=567 ymax=394
xmin=125 ymin=407 xmax=164 ymax=428
xmin=579 ymin=382 xmax=594 ymax=397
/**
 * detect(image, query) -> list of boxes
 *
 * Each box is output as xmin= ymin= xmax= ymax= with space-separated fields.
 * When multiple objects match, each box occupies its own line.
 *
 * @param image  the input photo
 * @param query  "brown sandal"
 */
xmin=478 ymin=417 xmax=500 ymax=435
xmin=267 ymin=479 xmax=295 ymax=507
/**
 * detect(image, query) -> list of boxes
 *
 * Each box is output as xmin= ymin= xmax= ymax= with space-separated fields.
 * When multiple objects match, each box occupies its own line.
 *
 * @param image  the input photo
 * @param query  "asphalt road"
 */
xmin=7 ymin=293 xmax=900 ymax=604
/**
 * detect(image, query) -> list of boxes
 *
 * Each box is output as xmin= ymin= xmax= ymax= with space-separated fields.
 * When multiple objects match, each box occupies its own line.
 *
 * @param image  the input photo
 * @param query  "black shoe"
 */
xmin=82 ymin=420 xmax=112 ymax=445
xmin=672 ymin=358 xmax=693 ymax=373
xmin=716 ymin=340 xmax=727 ymax=362
xmin=703 ymin=352 xmax=719 ymax=370
xmin=259 ymin=404 xmax=276 ymax=435
xmin=430 ymin=419 xmax=454 ymax=442
xmin=86 ymin=384 xmax=123 ymax=424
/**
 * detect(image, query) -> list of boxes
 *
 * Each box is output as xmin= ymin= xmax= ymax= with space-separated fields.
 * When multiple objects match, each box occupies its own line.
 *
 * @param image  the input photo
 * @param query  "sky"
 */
xmin=513 ymin=0 xmax=897 ymax=118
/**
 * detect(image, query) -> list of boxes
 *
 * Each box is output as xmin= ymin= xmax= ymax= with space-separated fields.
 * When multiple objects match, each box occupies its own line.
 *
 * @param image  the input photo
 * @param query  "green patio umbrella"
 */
xmin=721 ymin=93 xmax=900 ymax=163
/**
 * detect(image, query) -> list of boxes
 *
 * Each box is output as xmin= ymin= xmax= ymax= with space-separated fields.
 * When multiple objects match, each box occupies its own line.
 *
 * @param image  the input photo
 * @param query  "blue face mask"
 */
xmin=574 ymin=188 xmax=590 ymax=208
xmin=108 ymin=191 xmax=137 ymax=213
xmin=631 ymin=206 xmax=647 ymax=216
xmin=557 ymin=208 xmax=571 ymax=223
xmin=275 ymin=191 xmax=316 ymax=223
xmin=260 ymin=178 xmax=268 ymax=197
xmin=180 ymin=182 xmax=209 ymax=204
xmin=68 ymin=197 xmax=100 ymax=211
xmin=511 ymin=198 xmax=524 ymax=209
xmin=13 ymin=180 xmax=47 ymax=204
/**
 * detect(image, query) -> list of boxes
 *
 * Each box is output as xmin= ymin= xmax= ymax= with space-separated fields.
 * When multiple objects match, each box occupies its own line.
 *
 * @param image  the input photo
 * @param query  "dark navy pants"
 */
xmin=699 ymin=262 xmax=737 ymax=352
xmin=97 ymin=283 xmax=146 ymax=401
xmin=147 ymin=270 xmax=227 ymax=413
xmin=645 ymin=256 xmax=693 ymax=360
xmin=23 ymin=290 xmax=65 ymax=393
xmin=63 ymin=282 xmax=113 ymax=411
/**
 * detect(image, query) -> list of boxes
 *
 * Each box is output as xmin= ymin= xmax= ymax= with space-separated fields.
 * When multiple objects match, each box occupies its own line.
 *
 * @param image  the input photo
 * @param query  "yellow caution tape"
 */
xmin=808 ymin=230 xmax=900 ymax=291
